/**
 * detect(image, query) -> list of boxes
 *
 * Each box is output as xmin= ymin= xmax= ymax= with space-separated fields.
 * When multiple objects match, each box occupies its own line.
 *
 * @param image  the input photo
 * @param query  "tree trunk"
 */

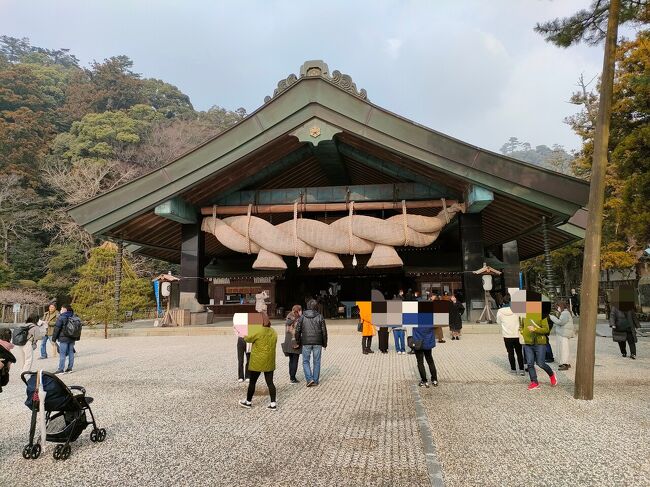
xmin=574 ymin=0 xmax=621 ymax=401
xmin=563 ymin=265 xmax=571 ymax=297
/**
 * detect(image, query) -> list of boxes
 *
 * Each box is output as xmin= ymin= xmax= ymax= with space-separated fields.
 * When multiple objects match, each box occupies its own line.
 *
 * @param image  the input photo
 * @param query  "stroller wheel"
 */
xmin=61 ymin=444 xmax=71 ymax=460
xmin=97 ymin=428 xmax=107 ymax=442
xmin=30 ymin=444 xmax=41 ymax=459
xmin=90 ymin=429 xmax=98 ymax=442
xmin=22 ymin=445 xmax=32 ymax=459
xmin=53 ymin=445 xmax=62 ymax=460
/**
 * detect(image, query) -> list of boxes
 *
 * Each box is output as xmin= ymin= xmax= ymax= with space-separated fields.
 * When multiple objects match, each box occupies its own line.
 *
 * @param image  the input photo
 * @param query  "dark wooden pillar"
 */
xmin=459 ymin=213 xmax=485 ymax=321
xmin=180 ymin=223 xmax=208 ymax=310
xmin=502 ymin=240 xmax=520 ymax=290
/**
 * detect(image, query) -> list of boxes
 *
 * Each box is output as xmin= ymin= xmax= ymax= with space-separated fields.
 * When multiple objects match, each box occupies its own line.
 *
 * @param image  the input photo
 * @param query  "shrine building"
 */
xmin=69 ymin=60 xmax=589 ymax=321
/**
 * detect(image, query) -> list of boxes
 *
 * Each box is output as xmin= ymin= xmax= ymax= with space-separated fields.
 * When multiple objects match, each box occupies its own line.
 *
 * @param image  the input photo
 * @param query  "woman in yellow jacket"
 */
xmin=357 ymin=302 xmax=376 ymax=354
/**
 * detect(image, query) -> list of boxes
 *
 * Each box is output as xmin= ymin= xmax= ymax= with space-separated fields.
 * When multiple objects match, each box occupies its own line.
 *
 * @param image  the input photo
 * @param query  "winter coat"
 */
xmin=519 ymin=317 xmax=550 ymax=346
xmin=42 ymin=310 xmax=59 ymax=336
xmin=449 ymin=302 xmax=464 ymax=331
xmin=549 ymin=310 xmax=574 ymax=338
xmin=609 ymin=307 xmax=639 ymax=341
xmin=357 ymin=302 xmax=376 ymax=337
xmin=413 ymin=326 xmax=436 ymax=350
xmin=244 ymin=326 xmax=277 ymax=372
xmin=282 ymin=313 xmax=302 ymax=355
xmin=52 ymin=311 xmax=75 ymax=343
xmin=295 ymin=309 xmax=328 ymax=347
xmin=497 ymin=307 xmax=520 ymax=338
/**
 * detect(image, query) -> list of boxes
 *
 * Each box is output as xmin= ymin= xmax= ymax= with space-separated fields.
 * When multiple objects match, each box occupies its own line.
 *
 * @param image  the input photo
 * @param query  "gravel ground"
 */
xmin=0 ymin=334 xmax=430 ymax=487
xmin=419 ymin=334 xmax=650 ymax=487
xmin=1 ymin=332 xmax=647 ymax=487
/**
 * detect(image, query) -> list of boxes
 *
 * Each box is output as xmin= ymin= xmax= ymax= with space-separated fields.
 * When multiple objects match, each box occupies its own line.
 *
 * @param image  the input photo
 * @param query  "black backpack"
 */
xmin=63 ymin=315 xmax=83 ymax=340
xmin=11 ymin=325 xmax=32 ymax=346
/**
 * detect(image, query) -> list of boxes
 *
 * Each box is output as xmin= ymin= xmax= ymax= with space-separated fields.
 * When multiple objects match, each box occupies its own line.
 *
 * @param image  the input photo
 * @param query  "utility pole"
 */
xmin=574 ymin=0 xmax=620 ymax=400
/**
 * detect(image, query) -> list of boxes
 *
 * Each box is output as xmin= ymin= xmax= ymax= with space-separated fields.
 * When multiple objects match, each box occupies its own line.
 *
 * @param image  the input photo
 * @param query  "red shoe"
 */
xmin=527 ymin=382 xmax=540 ymax=391
xmin=550 ymin=373 xmax=558 ymax=387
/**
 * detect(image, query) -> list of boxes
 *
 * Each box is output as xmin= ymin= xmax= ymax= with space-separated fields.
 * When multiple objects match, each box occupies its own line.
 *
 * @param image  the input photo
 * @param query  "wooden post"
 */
xmin=574 ymin=0 xmax=620 ymax=401
xmin=112 ymin=240 xmax=123 ymax=339
xmin=542 ymin=216 xmax=556 ymax=298
xmin=200 ymin=199 xmax=460 ymax=215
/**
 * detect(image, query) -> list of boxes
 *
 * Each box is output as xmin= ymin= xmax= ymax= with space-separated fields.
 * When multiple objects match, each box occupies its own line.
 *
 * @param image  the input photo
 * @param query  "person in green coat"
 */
xmin=519 ymin=292 xmax=558 ymax=391
xmin=239 ymin=314 xmax=278 ymax=410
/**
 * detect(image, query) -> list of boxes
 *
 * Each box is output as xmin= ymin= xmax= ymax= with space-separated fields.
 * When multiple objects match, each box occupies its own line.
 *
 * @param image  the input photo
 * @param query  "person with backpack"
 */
xmin=413 ymin=324 xmax=438 ymax=388
xmin=13 ymin=315 xmax=43 ymax=373
xmin=51 ymin=305 xmax=82 ymax=374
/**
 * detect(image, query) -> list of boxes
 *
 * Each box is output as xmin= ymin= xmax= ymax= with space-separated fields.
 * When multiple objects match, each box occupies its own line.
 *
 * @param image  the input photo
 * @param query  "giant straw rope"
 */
xmin=202 ymin=201 xmax=464 ymax=270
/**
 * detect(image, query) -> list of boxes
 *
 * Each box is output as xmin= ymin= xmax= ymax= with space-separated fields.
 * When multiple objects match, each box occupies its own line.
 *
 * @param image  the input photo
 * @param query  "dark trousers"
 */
xmin=617 ymin=331 xmax=637 ymax=356
xmin=247 ymin=371 xmax=276 ymax=402
xmin=415 ymin=349 xmax=438 ymax=382
xmin=362 ymin=336 xmax=372 ymax=352
xmin=545 ymin=340 xmax=554 ymax=361
xmin=237 ymin=338 xmax=251 ymax=380
xmin=288 ymin=354 xmax=299 ymax=380
xmin=503 ymin=338 xmax=524 ymax=371
xmin=378 ymin=327 xmax=389 ymax=352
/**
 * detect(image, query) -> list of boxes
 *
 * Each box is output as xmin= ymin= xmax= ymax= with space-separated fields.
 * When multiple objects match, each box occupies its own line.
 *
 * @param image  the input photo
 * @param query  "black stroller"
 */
xmin=21 ymin=370 xmax=106 ymax=460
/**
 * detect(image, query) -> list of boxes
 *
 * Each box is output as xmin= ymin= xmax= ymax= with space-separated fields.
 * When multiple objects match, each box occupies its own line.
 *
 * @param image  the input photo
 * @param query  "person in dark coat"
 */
xmin=569 ymin=289 xmax=580 ymax=316
xmin=295 ymin=299 xmax=328 ymax=387
xmin=283 ymin=305 xmax=303 ymax=383
xmin=449 ymin=295 xmax=464 ymax=340
xmin=610 ymin=303 xmax=640 ymax=359
xmin=51 ymin=305 xmax=77 ymax=374
xmin=413 ymin=325 xmax=438 ymax=387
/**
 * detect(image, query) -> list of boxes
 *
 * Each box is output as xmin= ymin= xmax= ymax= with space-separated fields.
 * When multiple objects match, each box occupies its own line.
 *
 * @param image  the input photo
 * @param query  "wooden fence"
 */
xmin=0 ymin=304 xmax=47 ymax=323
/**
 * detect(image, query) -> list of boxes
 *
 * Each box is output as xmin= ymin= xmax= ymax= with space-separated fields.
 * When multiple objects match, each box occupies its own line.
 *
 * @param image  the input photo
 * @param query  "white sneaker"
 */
xmin=237 ymin=378 xmax=244 ymax=383
xmin=245 ymin=378 xmax=250 ymax=383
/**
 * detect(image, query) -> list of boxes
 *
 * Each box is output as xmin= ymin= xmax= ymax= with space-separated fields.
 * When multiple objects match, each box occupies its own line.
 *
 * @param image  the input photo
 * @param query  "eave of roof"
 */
xmin=69 ymin=71 xmax=590 ymax=236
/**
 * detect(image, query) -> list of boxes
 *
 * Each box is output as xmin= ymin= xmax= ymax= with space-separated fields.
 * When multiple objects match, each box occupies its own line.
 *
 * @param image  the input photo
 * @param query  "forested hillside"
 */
xmin=0 ymin=36 xmax=245 ymax=305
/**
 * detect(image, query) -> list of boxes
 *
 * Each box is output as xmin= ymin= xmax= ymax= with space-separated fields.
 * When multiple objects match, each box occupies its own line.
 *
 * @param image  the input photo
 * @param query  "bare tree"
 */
xmin=0 ymin=174 xmax=40 ymax=264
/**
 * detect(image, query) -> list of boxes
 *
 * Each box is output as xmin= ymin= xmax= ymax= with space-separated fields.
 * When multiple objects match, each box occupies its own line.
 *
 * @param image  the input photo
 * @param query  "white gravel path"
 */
xmin=418 ymin=333 xmax=650 ymax=487
xmin=0 ymin=334 xmax=430 ymax=487
xmin=1 ymin=331 xmax=647 ymax=487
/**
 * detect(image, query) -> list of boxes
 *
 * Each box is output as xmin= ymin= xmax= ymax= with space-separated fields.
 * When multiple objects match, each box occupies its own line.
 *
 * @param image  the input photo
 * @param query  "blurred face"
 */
xmin=60 ymin=306 xmax=68 ymax=313
xmin=451 ymin=296 xmax=457 ymax=303
xmin=49 ymin=304 xmax=56 ymax=313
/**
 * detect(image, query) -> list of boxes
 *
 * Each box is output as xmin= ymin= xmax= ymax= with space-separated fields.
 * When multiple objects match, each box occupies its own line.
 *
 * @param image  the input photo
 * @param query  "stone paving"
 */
xmin=419 ymin=333 xmax=650 ymax=487
xmin=0 ymin=331 xmax=430 ymax=487
xmin=0 ymin=330 xmax=647 ymax=487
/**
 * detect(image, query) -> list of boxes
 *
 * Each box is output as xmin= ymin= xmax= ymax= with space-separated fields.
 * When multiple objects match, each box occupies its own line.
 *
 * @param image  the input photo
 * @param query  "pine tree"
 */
xmin=71 ymin=242 xmax=153 ymax=332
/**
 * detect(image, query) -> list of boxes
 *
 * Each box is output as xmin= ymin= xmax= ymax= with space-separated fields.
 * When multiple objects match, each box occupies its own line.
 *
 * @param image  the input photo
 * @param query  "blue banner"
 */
xmin=153 ymin=280 xmax=161 ymax=317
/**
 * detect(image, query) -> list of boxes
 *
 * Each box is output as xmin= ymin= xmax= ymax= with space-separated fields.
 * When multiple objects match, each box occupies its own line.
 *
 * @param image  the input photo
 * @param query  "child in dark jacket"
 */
xmin=413 ymin=326 xmax=438 ymax=388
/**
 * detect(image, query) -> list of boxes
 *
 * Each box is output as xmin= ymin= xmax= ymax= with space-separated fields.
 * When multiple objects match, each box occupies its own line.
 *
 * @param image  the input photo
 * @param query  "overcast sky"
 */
xmin=0 ymin=0 xmax=635 ymax=152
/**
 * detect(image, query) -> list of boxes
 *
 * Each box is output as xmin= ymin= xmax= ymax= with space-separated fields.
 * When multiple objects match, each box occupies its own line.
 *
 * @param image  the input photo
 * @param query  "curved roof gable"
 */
xmin=69 ymin=60 xmax=589 ymax=236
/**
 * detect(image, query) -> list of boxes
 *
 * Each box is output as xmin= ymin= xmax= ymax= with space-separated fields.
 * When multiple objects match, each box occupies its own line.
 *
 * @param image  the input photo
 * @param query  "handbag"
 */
xmin=413 ymin=339 xmax=424 ymax=351
xmin=357 ymin=319 xmax=363 ymax=333
xmin=407 ymin=336 xmax=414 ymax=350
xmin=612 ymin=330 xmax=628 ymax=342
